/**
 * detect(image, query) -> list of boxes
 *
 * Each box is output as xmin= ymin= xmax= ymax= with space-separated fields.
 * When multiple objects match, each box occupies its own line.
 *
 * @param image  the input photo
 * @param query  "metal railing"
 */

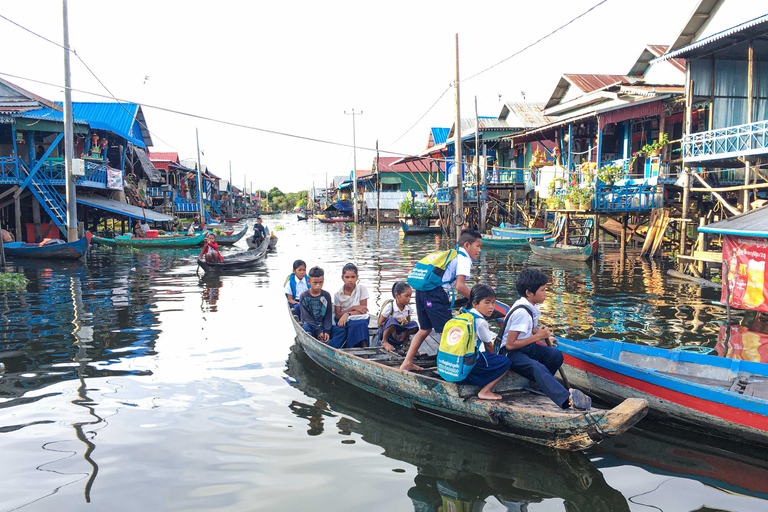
xmin=174 ymin=198 xmax=199 ymax=212
xmin=436 ymin=185 xmax=487 ymax=203
xmin=486 ymin=169 xmax=527 ymax=184
xmin=684 ymin=119 xmax=768 ymax=162
xmin=594 ymin=183 xmax=662 ymax=211
xmin=0 ymin=156 xmax=23 ymax=184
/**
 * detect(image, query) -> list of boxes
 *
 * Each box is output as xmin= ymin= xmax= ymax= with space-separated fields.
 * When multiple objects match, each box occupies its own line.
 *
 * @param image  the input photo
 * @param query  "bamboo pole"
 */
xmin=689 ymin=172 xmax=741 ymax=216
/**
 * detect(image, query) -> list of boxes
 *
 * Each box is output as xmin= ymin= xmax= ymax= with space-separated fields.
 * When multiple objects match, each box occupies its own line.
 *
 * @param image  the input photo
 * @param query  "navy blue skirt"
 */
xmin=341 ymin=317 xmax=370 ymax=348
xmin=458 ymin=352 xmax=511 ymax=387
xmin=377 ymin=317 xmax=419 ymax=347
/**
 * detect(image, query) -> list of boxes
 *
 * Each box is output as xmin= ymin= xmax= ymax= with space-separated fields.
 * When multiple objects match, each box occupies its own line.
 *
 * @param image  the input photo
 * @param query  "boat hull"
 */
xmin=400 ymin=221 xmax=442 ymax=235
xmin=289 ymin=310 xmax=647 ymax=450
xmin=491 ymin=227 xmax=548 ymax=239
xmin=246 ymin=234 xmax=278 ymax=251
xmin=212 ymin=226 xmax=247 ymax=245
xmin=318 ymin=217 xmax=354 ymax=223
xmin=3 ymin=237 xmax=88 ymax=260
xmin=529 ymin=240 xmax=597 ymax=261
xmin=481 ymin=234 xmax=531 ymax=248
xmin=197 ymin=236 xmax=269 ymax=272
xmin=556 ymin=337 xmax=768 ymax=446
xmin=93 ymin=233 xmax=206 ymax=248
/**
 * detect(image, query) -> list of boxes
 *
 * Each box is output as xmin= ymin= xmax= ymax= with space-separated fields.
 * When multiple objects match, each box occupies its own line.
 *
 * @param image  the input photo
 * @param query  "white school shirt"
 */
xmin=440 ymin=247 xmax=473 ymax=291
xmin=284 ymin=275 xmax=309 ymax=299
xmin=469 ymin=307 xmax=494 ymax=352
xmin=500 ymin=297 xmax=540 ymax=347
xmin=381 ymin=301 xmax=413 ymax=322
xmin=333 ymin=284 xmax=370 ymax=321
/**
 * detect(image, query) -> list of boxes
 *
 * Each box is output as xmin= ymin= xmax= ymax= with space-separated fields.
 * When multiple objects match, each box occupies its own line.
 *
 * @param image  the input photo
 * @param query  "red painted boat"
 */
xmin=318 ymin=217 xmax=354 ymax=223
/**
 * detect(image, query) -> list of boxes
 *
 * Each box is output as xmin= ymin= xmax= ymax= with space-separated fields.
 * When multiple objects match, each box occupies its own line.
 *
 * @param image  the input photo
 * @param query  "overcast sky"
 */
xmin=0 ymin=0 xmax=760 ymax=193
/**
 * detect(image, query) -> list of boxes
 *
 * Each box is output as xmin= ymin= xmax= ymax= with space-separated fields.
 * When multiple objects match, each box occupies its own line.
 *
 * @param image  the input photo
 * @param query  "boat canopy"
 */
xmin=325 ymin=201 xmax=353 ymax=213
xmin=77 ymin=195 xmax=174 ymax=223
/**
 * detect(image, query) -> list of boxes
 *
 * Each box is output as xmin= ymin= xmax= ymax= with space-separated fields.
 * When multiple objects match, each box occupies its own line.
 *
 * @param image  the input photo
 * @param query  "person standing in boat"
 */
xmin=400 ymin=229 xmax=483 ymax=371
xmin=300 ymin=267 xmax=346 ymax=348
xmin=499 ymin=268 xmax=591 ymax=410
xmin=333 ymin=263 xmax=370 ymax=348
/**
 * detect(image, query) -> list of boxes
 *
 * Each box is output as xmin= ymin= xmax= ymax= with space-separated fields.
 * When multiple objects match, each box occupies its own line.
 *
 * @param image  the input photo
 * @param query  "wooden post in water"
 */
xmin=744 ymin=42 xmax=754 ymax=212
xmin=32 ymin=198 xmax=42 ymax=242
xmin=680 ymin=62 xmax=693 ymax=255
xmin=620 ymin=214 xmax=627 ymax=255
xmin=14 ymin=195 xmax=22 ymax=242
xmin=376 ymin=140 xmax=380 ymax=230
xmin=454 ymin=34 xmax=463 ymax=240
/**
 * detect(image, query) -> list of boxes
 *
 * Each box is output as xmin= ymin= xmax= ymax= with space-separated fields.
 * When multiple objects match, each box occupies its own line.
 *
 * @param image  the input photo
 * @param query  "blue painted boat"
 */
xmin=3 ymin=236 xmax=88 ymax=260
xmin=288 ymin=307 xmax=648 ymax=451
xmin=555 ymin=336 xmax=768 ymax=446
xmin=490 ymin=226 xmax=548 ymax=239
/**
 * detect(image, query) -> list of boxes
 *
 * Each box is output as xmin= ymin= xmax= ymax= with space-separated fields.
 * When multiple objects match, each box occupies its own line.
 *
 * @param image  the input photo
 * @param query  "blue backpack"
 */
xmin=436 ymin=309 xmax=484 ymax=382
xmin=407 ymin=246 xmax=460 ymax=291
xmin=288 ymin=274 xmax=308 ymax=299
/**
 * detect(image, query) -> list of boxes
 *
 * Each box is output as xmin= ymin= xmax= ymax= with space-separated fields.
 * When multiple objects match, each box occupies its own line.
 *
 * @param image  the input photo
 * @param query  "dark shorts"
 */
xmin=415 ymin=287 xmax=452 ymax=333
xmin=459 ymin=352 xmax=511 ymax=387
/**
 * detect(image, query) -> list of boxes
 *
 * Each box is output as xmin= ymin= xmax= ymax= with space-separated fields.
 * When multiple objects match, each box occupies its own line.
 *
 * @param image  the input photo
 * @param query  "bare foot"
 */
xmin=477 ymin=391 xmax=503 ymax=400
xmin=382 ymin=341 xmax=396 ymax=352
xmin=399 ymin=361 xmax=423 ymax=371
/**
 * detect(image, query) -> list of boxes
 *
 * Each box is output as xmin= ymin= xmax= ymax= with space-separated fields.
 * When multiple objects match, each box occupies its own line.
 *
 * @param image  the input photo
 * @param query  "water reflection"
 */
xmin=285 ymin=345 xmax=629 ymax=512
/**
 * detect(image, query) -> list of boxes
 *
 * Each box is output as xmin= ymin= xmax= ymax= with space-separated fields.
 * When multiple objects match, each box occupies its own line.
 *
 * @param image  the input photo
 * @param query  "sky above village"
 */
xmin=0 ymin=0 xmax=762 ymax=193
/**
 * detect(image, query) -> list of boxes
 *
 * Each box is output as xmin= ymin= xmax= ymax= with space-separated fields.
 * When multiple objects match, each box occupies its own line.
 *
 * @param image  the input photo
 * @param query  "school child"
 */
xmin=459 ymin=284 xmax=512 ymax=400
xmin=198 ymin=233 xmax=223 ymax=263
xmin=300 ymin=267 xmax=347 ymax=348
xmin=400 ymin=228 xmax=483 ymax=371
xmin=285 ymin=259 xmax=309 ymax=316
xmin=333 ymin=263 xmax=370 ymax=348
xmin=377 ymin=282 xmax=419 ymax=352
xmin=500 ymin=268 xmax=591 ymax=410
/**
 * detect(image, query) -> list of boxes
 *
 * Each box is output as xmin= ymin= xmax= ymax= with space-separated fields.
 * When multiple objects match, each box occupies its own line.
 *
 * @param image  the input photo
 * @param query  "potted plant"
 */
xmin=631 ymin=133 xmax=669 ymax=165
xmin=596 ymin=163 xmax=625 ymax=186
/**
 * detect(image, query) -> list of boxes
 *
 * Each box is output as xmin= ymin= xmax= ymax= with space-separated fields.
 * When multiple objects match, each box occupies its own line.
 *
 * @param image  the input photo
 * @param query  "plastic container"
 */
xmin=145 ymin=229 xmax=159 ymax=238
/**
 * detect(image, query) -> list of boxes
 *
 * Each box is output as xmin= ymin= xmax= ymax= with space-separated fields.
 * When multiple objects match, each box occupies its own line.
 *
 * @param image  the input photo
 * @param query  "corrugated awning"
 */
xmin=134 ymin=147 xmax=164 ymax=183
xmin=698 ymin=204 xmax=768 ymax=237
xmin=597 ymin=96 xmax=667 ymax=130
xmin=77 ymin=194 xmax=173 ymax=223
xmin=380 ymin=176 xmax=402 ymax=185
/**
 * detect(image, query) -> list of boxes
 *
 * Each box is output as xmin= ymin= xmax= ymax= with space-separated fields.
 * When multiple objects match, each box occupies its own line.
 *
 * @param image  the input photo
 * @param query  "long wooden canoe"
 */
xmin=318 ymin=217 xmax=354 ymax=223
xmin=197 ymin=236 xmax=269 ymax=273
xmin=490 ymin=226 xmax=549 ymax=239
xmin=481 ymin=234 xmax=531 ymax=248
xmin=289 ymin=308 xmax=648 ymax=451
xmin=3 ymin=237 xmax=88 ymax=260
xmin=529 ymin=239 xmax=597 ymax=261
xmin=212 ymin=226 xmax=248 ymax=246
xmin=93 ymin=232 xmax=206 ymax=248
xmin=555 ymin=336 xmax=768 ymax=447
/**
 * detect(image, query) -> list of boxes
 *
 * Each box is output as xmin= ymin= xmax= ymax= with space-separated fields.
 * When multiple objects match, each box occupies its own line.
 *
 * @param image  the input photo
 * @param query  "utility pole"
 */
xmin=63 ymin=0 xmax=78 ymax=241
xmin=474 ymin=96 xmax=481 ymax=232
xmin=229 ymin=161 xmax=232 ymax=215
xmin=196 ymin=128 xmax=205 ymax=228
xmin=345 ymin=108 xmax=363 ymax=223
xmin=454 ymin=34 xmax=463 ymax=240
xmin=376 ymin=140 xmax=381 ymax=230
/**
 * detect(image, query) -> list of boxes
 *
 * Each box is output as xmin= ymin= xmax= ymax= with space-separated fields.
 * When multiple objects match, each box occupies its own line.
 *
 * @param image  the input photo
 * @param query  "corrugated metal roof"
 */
xmin=0 ymin=77 xmax=59 ymax=113
xmin=430 ymin=127 xmax=450 ymax=146
xmin=375 ymin=156 xmax=445 ymax=174
xmin=10 ymin=107 xmax=89 ymax=127
xmin=501 ymin=102 xmax=554 ymax=129
xmin=148 ymin=152 xmax=179 ymax=163
xmin=546 ymin=74 xmax=644 ymax=109
xmin=698 ymin=204 xmax=768 ymax=237
xmin=76 ymin=194 xmax=173 ymax=222
xmin=67 ymin=102 xmax=152 ymax=148
xmin=363 ymin=191 xmax=430 ymax=210
xmin=653 ymin=14 xmax=768 ymax=63
xmin=627 ymin=45 xmax=686 ymax=76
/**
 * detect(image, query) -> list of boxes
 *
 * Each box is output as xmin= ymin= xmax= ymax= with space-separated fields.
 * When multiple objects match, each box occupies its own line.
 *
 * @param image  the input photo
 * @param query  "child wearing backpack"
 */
xmin=499 ymin=268 xmax=591 ymax=410
xmin=377 ymin=282 xmax=419 ymax=352
xmin=333 ymin=263 xmax=370 ymax=348
xmin=400 ymin=229 xmax=483 ymax=371
xmin=285 ymin=259 xmax=309 ymax=316
xmin=437 ymin=284 xmax=511 ymax=400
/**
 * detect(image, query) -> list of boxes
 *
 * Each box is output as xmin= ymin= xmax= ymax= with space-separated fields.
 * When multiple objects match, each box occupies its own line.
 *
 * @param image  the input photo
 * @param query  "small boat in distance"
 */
xmin=92 ymin=232 xmax=206 ymax=248
xmin=490 ymin=226 xmax=549 ymax=240
xmin=318 ymin=217 xmax=354 ymax=223
xmin=399 ymin=219 xmax=442 ymax=235
xmin=209 ymin=226 xmax=248 ymax=246
xmin=529 ymin=239 xmax=598 ymax=261
xmin=3 ymin=236 xmax=88 ymax=260
xmin=297 ymin=214 xmax=308 ymax=221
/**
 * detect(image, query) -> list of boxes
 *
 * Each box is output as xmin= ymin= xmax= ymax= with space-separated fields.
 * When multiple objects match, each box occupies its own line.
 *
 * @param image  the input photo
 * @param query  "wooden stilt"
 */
xmin=32 ymin=198 xmax=42 ymax=242
xmin=620 ymin=214 xmax=627 ymax=254
xmin=14 ymin=195 xmax=22 ymax=242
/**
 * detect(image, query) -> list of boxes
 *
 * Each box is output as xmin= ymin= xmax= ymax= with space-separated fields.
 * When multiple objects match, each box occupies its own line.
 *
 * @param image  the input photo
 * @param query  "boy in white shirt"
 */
xmin=500 ymin=268 xmax=591 ymax=410
xmin=400 ymin=229 xmax=482 ymax=371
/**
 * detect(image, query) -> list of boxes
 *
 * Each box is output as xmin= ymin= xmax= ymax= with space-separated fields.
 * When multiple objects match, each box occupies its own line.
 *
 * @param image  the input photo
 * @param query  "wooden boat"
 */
xmin=288 ymin=308 xmax=648 ymax=451
xmin=268 ymin=234 xmax=277 ymax=251
xmin=286 ymin=346 xmax=631 ymax=510
xmin=481 ymin=234 xmax=531 ymax=248
xmin=554 ymin=336 xmax=768 ymax=447
xmin=490 ymin=226 xmax=549 ymax=239
xmin=3 ymin=236 xmax=88 ymax=260
xmin=92 ymin=232 xmax=206 ymax=248
xmin=197 ymin=236 xmax=269 ymax=273
xmin=399 ymin=220 xmax=442 ymax=235
xmin=297 ymin=214 xmax=308 ymax=221
xmin=246 ymin=233 xmax=278 ymax=251
xmin=224 ymin=216 xmax=243 ymax=223
xmin=529 ymin=239 xmax=597 ymax=261
xmin=318 ymin=217 xmax=354 ymax=223
xmin=211 ymin=226 xmax=247 ymax=246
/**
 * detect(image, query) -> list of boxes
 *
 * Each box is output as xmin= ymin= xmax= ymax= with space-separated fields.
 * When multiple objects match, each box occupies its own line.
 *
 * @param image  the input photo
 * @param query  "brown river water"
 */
xmin=0 ymin=214 xmax=766 ymax=511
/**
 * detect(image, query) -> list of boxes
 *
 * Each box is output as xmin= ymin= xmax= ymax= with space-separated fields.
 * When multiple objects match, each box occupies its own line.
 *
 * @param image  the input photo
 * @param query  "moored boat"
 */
xmin=399 ymin=220 xmax=442 ymax=235
xmin=529 ymin=239 xmax=597 ymax=261
xmin=210 ymin=226 xmax=248 ymax=246
xmin=197 ymin=236 xmax=269 ymax=273
xmin=297 ymin=214 xmax=308 ymax=221
xmin=555 ymin=336 xmax=768 ymax=447
xmin=3 ymin=236 xmax=88 ymax=260
xmin=246 ymin=233 xmax=278 ymax=251
xmin=481 ymin=234 xmax=532 ymax=248
xmin=318 ymin=217 xmax=354 ymax=223
xmin=490 ymin=226 xmax=549 ymax=239
xmin=288 ymin=308 xmax=648 ymax=451
xmin=92 ymin=232 xmax=206 ymax=248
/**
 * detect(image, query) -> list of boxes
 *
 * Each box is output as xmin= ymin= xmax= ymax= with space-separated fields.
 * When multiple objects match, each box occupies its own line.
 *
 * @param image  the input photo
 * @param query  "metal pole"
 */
xmin=345 ymin=109 xmax=363 ymax=223
xmin=745 ymin=42 xmax=754 ymax=212
xmin=480 ymin=143 xmax=487 ymax=232
xmin=454 ymin=33 xmax=463 ymax=240
xmin=376 ymin=140 xmax=380 ymax=230
xmin=196 ymin=128 xmax=205 ymax=228
xmin=63 ymin=0 xmax=78 ymax=241
xmin=474 ymin=96 xmax=480 ymax=230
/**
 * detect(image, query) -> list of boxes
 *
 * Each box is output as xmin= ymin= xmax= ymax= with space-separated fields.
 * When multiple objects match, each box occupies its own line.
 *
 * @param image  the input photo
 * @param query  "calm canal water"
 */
xmin=0 ymin=214 xmax=766 ymax=511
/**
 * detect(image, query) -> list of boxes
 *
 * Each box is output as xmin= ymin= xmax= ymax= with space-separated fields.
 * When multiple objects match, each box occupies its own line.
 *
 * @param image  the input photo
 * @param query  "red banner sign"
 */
xmin=722 ymin=235 xmax=768 ymax=312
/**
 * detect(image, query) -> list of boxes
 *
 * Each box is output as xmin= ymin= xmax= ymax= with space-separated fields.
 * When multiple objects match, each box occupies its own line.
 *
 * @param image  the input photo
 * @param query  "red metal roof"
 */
xmin=374 ymin=156 xmax=445 ymax=174
xmin=564 ymin=74 xmax=638 ymax=93
xmin=147 ymin=152 xmax=180 ymax=171
xmin=646 ymin=45 xmax=686 ymax=73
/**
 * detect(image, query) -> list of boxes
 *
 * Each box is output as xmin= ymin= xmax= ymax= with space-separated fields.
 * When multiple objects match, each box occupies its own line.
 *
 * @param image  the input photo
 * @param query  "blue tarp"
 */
xmin=325 ymin=201 xmax=353 ymax=213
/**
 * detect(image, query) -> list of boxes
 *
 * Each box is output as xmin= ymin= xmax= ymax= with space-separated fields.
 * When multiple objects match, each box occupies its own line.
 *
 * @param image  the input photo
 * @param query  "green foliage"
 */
xmin=631 ymin=133 xmax=669 ymax=165
xmin=399 ymin=199 xmax=434 ymax=222
xmin=274 ymin=225 xmax=285 ymax=231
xmin=597 ymin=163 xmax=625 ymax=184
xmin=0 ymin=272 xmax=27 ymax=292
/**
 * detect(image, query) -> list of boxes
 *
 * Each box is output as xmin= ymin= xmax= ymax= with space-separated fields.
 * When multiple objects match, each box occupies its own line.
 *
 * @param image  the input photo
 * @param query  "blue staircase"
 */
xmin=19 ymin=161 xmax=68 ymax=236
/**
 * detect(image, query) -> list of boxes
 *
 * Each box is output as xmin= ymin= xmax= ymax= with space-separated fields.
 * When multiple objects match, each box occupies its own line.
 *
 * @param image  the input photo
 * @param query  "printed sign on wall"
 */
xmin=722 ymin=235 xmax=768 ymax=312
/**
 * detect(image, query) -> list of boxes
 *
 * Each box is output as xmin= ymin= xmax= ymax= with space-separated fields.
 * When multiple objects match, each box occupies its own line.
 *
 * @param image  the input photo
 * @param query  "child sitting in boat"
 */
xmin=133 ymin=221 xmax=146 ymax=238
xmin=458 ymin=284 xmax=512 ymax=400
xmin=199 ymin=233 xmax=223 ymax=263
xmin=285 ymin=259 xmax=309 ymax=316
xmin=499 ymin=268 xmax=591 ymax=410
xmin=300 ymin=266 xmax=346 ymax=347
xmin=377 ymin=281 xmax=419 ymax=352
xmin=333 ymin=263 xmax=369 ymax=348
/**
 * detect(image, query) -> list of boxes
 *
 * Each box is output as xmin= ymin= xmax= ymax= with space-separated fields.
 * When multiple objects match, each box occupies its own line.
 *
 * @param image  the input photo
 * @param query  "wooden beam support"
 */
xmin=689 ymin=172 xmax=741 ymax=216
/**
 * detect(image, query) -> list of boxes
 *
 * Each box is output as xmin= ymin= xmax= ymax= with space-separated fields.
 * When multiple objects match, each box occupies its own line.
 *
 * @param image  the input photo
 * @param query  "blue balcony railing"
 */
xmin=684 ymin=119 xmax=768 ymax=162
xmin=487 ymin=169 xmax=527 ymax=184
xmin=175 ymin=199 xmax=199 ymax=212
xmin=594 ymin=183 xmax=662 ymax=212
xmin=147 ymin=187 xmax=171 ymax=198
xmin=0 ymin=156 xmax=23 ymax=184
xmin=436 ymin=185 xmax=487 ymax=203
